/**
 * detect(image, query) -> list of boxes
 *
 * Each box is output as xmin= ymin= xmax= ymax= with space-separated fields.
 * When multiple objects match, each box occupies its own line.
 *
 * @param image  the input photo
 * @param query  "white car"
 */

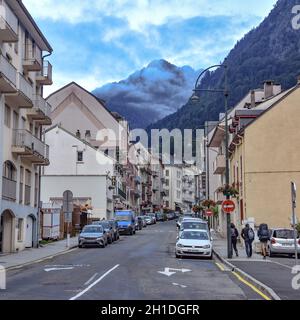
xmin=175 ymin=229 xmax=213 ymax=259
xmin=178 ymin=220 xmax=210 ymax=238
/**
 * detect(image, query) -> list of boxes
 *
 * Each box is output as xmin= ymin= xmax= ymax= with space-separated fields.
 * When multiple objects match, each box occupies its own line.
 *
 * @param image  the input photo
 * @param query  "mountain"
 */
xmin=92 ymin=59 xmax=200 ymax=129
xmin=148 ymin=0 xmax=300 ymax=131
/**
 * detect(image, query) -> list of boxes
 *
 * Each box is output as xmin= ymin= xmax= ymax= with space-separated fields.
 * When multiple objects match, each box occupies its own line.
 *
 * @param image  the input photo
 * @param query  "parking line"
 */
xmin=215 ymin=262 xmax=225 ymax=272
xmin=232 ymin=271 xmax=271 ymax=301
xmin=69 ymin=264 xmax=119 ymax=300
xmin=84 ymin=273 xmax=98 ymax=286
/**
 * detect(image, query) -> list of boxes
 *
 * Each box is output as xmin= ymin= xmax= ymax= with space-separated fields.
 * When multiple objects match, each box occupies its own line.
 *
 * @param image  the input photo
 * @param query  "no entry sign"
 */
xmin=222 ymin=200 xmax=235 ymax=213
xmin=205 ymin=209 xmax=213 ymax=217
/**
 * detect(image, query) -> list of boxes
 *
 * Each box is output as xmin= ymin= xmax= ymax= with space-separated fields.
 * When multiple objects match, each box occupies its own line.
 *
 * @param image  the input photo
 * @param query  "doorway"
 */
xmin=25 ymin=215 xmax=34 ymax=248
xmin=0 ymin=210 xmax=14 ymax=253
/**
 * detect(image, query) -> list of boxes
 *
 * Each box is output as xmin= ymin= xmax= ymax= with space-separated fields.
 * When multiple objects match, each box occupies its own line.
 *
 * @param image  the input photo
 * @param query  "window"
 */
xmin=13 ymin=111 xmax=18 ymax=129
xmin=165 ymin=179 xmax=169 ymax=187
xmin=177 ymin=171 xmax=181 ymax=179
xmin=165 ymin=190 xmax=169 ymax=197
xmin=177 ymin=180 xmax=181 ymax=189
xmin=165 ymin=201 xmax=169 ymax=207
xmin=3 ymin=161 xmax=16 ymax=181
xmin=17 ymin=219 xmax=23 ymax=241
xmin=165 ymin=170 xmax=169 ymax=177
xmin=77 ymin=151 xmax=83 ymax=162
xmin=19 ymin=166 xmax=24 ymax=204
xmin=177 ymin=191 xmax=181 ymax=199
xmin=4 ymin=105 xmax=11 ymax=127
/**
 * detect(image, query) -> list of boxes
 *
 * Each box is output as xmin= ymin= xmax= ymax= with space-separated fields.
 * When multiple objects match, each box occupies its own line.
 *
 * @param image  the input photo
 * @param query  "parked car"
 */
xmin=78 ymin=225 xmax=107 ymax=248
xmin=108 ymin=219 xmax=120 ymax=241
xmin=178 ymin=220 xmax=210 ymax=238
xmin=175 ymin=229 xmax=213 ymax=259
xmin=93 ymin=220 xmax=114 ymax=244
xmin=144 ymin=216 xmax=153 ymax=225
xmin=140 ymin=216 xmax=147 ymax=228
xmin=268 ymin=228 xmax=300 ymax=258
xmin=115 ymin=210 xmax=136 ymax=235
xmin=156 ymin=213 xmax=164 ymax=221
xmin=135 ymin=216 xmax=143 ymax=231
xmin=176 ymin=216 xmax=184 ymax=228
xmin=148 ymin=213 xmax=157 ymax=224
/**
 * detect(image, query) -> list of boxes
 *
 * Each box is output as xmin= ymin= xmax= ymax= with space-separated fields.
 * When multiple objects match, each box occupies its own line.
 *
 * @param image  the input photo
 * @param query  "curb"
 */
xmin=5 ymin=244 xmax=78 ymax=271
xmin=213 ymin=249 xmax=281 ymax=300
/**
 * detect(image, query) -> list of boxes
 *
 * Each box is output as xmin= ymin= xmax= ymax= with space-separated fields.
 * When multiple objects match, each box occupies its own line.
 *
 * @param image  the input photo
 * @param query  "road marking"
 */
xmin=69 ymin=264 xmax=120 ymax=300
xmin=84 ymin=273 xmax=98 ymax=286
xmin=232 ymin=271 xmax=271 ymax=301
xmin=158 ymin=267 xmax=191 ymax=277
xmin=268 ymin=260 xmax=293 ymax=270
xmin=172 ymin=282 xmax=187 ymax=288
xmin=215 ymin=262 xmax=225 ymax=271
xmin=44 ymin=267 xmax=74 ymax=272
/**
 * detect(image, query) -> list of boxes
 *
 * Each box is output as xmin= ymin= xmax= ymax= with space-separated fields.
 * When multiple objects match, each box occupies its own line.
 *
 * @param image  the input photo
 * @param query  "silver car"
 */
xmin=78 ymin=225 xmax=106 ymax=248
xmin=268 ymin=228 xmax=300 ymax=257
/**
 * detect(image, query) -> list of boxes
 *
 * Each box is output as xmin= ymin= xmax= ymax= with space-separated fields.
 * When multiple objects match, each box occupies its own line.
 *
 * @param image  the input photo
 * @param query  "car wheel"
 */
xmin=78 ymin=244 xmax=83 ymax=248
xmin=101 ymin=242 xmax=105 ymax=248
xmin=175 ymin=253 xmax=182 ymax=259
xmin=208 ymin=253 xmax=213 ymax=260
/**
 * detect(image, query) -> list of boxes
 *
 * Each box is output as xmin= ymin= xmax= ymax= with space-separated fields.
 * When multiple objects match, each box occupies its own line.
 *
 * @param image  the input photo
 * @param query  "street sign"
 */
xmin=222 ymin=200 xmax=235 ymax=213
xmin=64 ymin=212 xmax=72 ymax=223
xmin=205 ymin=209 xmax=213 ymax=217
xmin=63 ymin=190 xmax=73 ymax=213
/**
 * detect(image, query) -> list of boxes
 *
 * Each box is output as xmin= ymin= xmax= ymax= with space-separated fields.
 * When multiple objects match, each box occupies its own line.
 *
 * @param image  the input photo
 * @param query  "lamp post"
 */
xmin=191 ymin=59 xmax=232 ymax=259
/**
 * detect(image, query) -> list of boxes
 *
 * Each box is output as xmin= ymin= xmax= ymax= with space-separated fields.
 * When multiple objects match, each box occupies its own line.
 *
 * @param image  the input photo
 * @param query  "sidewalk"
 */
xmin=0 ymin=237 xmax=78 ymax=270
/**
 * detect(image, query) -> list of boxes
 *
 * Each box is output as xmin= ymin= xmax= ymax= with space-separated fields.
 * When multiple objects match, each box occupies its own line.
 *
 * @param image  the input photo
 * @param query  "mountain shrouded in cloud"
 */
xmin=92 ymin=59 xmax=200 ymax=129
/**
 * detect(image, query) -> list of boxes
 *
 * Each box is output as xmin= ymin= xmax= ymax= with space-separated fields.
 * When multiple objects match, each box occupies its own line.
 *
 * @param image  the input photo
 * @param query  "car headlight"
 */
xmin=203 ymin=245 xmax=211 ymax=249
xmin=177 ymin=243 xmax=184 ymax=248
xmin=96 ymin=237 xmax=103 ymax=241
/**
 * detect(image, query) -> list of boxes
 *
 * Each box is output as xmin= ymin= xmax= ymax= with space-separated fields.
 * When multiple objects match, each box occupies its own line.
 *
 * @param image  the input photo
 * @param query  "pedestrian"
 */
xmin=241 ymin=223 xmax=255 ymax=258
xmin=257 ymin=223 xmax=270 ymax=259
xmin=230 ymin=223 xmax=239 ymax=257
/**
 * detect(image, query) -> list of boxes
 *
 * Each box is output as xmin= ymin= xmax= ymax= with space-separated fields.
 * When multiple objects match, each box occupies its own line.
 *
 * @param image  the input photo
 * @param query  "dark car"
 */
xmin=93 ymin=220 xmax=114 ymax=244
xmin=108 ymin=219 xmax=120 ymax=241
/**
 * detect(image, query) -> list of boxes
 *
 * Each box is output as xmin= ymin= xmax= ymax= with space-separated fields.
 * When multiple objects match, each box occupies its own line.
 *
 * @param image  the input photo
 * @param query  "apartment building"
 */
xmin=150 ymin=154 xmax=164 ymax=213
xmin=0 ymin=0 xmax=53 ymax=253
xmin=163 ymin=164 xmax=183 ymax=211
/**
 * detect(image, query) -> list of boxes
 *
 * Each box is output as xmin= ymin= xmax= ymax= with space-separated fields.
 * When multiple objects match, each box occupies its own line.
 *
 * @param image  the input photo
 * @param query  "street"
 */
xmin=0 ymin=221 xmax=263 ymax=300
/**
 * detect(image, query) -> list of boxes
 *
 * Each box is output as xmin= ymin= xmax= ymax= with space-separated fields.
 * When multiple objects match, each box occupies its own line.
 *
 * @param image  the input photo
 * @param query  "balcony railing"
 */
xmin=0 ymin=6 xmax=18 ymax=42
xmin=27 ymin=95 xmax=52 ymax=124
xmin=12 ymin=129 xmax=50 ymax=164
xmin=0 ymin=54 xmax=17 ymax=93
xmin=213 ymin=154 xmax=226 ymax=175
xmin=118 ymin=188 xmax=127 ymax=200
xmin=36 ymin=61 xmax=52 ymax=85
xmin=23 ymin=43 xmax=42 ymax=71
xmin=25 ymin=184 xmax=31 ymax=206
xmin=2 ymin=177 xmax=16 ymax=201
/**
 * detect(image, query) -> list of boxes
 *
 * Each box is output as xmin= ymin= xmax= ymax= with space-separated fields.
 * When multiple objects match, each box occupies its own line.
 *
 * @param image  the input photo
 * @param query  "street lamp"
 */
xmin=192 ymin=59 xmax=232 ymax=259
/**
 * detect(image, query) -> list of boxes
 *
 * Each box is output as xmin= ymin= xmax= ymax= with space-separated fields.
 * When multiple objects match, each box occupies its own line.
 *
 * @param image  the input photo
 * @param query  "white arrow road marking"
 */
xmin=44 ymin=267 xmax=74 ymax=272
xmin=158 ymin=268 xmax=191 ymax=277
xmin=172 ymin=283 xmax=187 ymax=288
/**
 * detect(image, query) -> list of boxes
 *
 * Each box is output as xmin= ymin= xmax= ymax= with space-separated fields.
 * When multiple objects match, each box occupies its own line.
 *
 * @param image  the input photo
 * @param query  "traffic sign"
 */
xmin=222 ymin=200 xmax=235 ymax=213
xmin=63 ymin=190 xmax=73 ymax=213
xmin=205 ymin=210 xmax=213 ymax=217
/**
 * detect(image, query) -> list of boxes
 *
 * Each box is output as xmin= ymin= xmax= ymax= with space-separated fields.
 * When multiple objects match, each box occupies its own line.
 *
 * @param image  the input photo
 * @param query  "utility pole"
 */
xmin=291 ymin=182 xmax=298 ymax=265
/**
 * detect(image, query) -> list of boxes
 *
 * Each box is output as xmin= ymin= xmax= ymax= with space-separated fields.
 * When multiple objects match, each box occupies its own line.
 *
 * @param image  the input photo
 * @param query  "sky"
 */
xmin=23 ymin=0 xmax=277 ymax=96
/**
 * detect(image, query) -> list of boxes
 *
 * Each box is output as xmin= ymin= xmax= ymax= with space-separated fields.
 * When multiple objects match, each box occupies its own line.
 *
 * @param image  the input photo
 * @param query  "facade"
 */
xmin=41 ymin=126 xmax=115 ymax=220
xmin=0 ymin=0 xmax=53 ymax=253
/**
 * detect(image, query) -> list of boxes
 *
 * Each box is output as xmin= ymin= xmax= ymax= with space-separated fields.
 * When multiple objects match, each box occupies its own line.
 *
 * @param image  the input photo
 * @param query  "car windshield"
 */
xmin=273 ymin=229 xmax=299 ymax=239
xmin=144 ymin=216 xmax=151 ymax=219
xmin=82 ymin=226 xmax=102 ymax=233
xmin=115 ymin=215 xmax=132 ymax=221
xmin=181 ymin=222 xmax=207 ymax=230
xmin=180 ymin=231 xmax=209 ymax=240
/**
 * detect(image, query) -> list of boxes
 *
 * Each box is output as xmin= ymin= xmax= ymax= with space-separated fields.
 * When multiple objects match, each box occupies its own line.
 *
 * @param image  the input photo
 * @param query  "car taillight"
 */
xmin=298 ymin=239 xmax=300 ymax=245
xmin=271 ymin=238 xmax=276 ymax=244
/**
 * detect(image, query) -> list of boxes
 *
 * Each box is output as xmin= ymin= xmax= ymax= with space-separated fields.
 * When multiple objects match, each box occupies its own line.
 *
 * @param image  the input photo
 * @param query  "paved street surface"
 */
xmin=0 ymin=221 xmax=263 ymax=300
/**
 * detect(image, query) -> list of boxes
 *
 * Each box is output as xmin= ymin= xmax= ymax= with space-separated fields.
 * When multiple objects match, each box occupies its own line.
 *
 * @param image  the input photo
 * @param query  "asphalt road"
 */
xmin=0 ymin=221 xmax=263 ymax=300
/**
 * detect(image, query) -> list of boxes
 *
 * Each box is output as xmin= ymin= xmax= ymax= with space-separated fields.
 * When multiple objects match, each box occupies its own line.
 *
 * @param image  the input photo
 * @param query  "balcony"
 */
xmin=117 ymin=188 xmax=127 ymax=200
xmin=5 ymin=74 xmax=33 ymax=108
xmin=36 ymin=61 xmax=53 ymax=85
xmin=213 ymin=154 xmax=226 ymax=175
xmin=12 ymin=129 xmax=50 ymax=165
xmin=215 ymin=190 xmax=225 ymax=204
xmin=27 ymin=95 xmax=52 ymax=125
xmin=2 ymin=177 xmax=16 ymax=202
xmin=0 ymin=8 xmax=18 ymax=43
xmin=23 ymin=44 xmax=42 ymax=72
xmin=0 ymin=54 xmax=17 ymax=93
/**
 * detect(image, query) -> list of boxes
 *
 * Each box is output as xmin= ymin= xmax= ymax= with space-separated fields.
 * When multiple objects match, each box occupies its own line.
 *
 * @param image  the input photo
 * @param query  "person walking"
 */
xmin=257 ymin=223 xmax=270 ymax=259
xmin=231 ymin=223 xmax=239 ymax=257
xmin=241 ymin=223 xmax=255 ymax=258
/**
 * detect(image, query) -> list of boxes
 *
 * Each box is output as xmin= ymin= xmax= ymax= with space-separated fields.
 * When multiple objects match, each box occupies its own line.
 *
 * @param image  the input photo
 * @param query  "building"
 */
xmin=41 ymin=125 xmax=115 ymax=220
xmin=0 ymin=0 xmax=53 ymax=253
xmin=228 ymin=80 xmax=300 ymax=229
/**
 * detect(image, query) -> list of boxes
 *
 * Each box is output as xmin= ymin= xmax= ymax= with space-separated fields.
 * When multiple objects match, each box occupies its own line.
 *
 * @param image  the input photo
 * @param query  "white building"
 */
xmin=0 ymin=0 xmax=53 ymax=253
xmin=163 ymin=164 xmax=183 ymax=211
xmin=41 ymin=125 xmax=115 ymax=220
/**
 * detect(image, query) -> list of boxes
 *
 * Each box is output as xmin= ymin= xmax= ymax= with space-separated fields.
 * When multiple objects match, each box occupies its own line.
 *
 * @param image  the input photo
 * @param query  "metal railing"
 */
xmin=42 ymin=60 xmax=52 ymax=80
xmin=118 ymin=188 xmax=127 ymax=200
xmin=18 ymin=73 xmax=33 ymax=101
xmin=24 ymin=43 xmax=42 ymax=65
xmin=2 ymin=177 xmax=16 ymax=201
xmin=0 ymin=54 xmax=16 ymax=85
xmin=25 ymin=184 xmax=31 ymax=206
xmin=12 ymin=129 xmax=49 ymax=159
xmin=33 ymin=95 xmax=51 ymax=117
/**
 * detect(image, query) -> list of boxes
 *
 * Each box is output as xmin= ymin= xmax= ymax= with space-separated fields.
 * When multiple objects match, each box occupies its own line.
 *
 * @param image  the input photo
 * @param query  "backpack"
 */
xmin=248 ymin=228 xmax=255 ymax=241
xmin=259 ymin=224 xmax=269 ymax=241
xmin=231 ymin=228 xmax=237 ymax=239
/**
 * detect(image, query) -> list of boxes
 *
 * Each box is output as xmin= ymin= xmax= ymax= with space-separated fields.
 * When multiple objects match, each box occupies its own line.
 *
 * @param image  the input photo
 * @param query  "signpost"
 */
xmin=205 ymin=209 xmax=213 ymax=217
xmin=63 ymin=190 xmax=73 ymax=248
xmin=222 ymin=200 xmax=235 ymax=214
xmin=291 ymin=182 xmax=298 ymax=266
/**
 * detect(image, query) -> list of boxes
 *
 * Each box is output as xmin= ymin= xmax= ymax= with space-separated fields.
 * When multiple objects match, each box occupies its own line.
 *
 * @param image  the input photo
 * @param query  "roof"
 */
xmin=46 ymin=82 xmax=123 ymax=124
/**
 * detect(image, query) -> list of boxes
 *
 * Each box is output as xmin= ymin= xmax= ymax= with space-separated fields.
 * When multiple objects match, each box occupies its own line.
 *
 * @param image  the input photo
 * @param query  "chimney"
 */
xmin=85 ymin=130 xmax=91 ymax=142
xmin=76 ymin=130 xmax=81 ymax=139
xmin=264 ymin=80 xmax=274 ymax=99
xmin=250 ymin=90 xmax=255 ymax=109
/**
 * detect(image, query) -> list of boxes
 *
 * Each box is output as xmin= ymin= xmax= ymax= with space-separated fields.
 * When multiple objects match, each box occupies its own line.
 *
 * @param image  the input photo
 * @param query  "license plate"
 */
xmin=281 ymin=243 xmax=292 ymax=246
xmin=188 ymin=249 xmax=199 ymax=253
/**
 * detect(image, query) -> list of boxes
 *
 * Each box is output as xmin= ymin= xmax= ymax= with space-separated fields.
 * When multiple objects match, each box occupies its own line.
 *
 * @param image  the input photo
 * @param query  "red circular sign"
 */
xmin=222 ymin=200 xmax=235 ymax=213
xmin=205 ymin=210 xmax=213 ymax=217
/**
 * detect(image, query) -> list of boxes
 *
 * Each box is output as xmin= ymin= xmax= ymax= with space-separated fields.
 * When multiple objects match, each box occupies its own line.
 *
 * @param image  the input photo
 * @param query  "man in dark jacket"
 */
xmin=257 ymin=223 xmax=270 ymax=259
xmin=231 ymin=223 xmax=239 ymax=257
xmin=241 ymin=224 xmax=255 ymax=258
